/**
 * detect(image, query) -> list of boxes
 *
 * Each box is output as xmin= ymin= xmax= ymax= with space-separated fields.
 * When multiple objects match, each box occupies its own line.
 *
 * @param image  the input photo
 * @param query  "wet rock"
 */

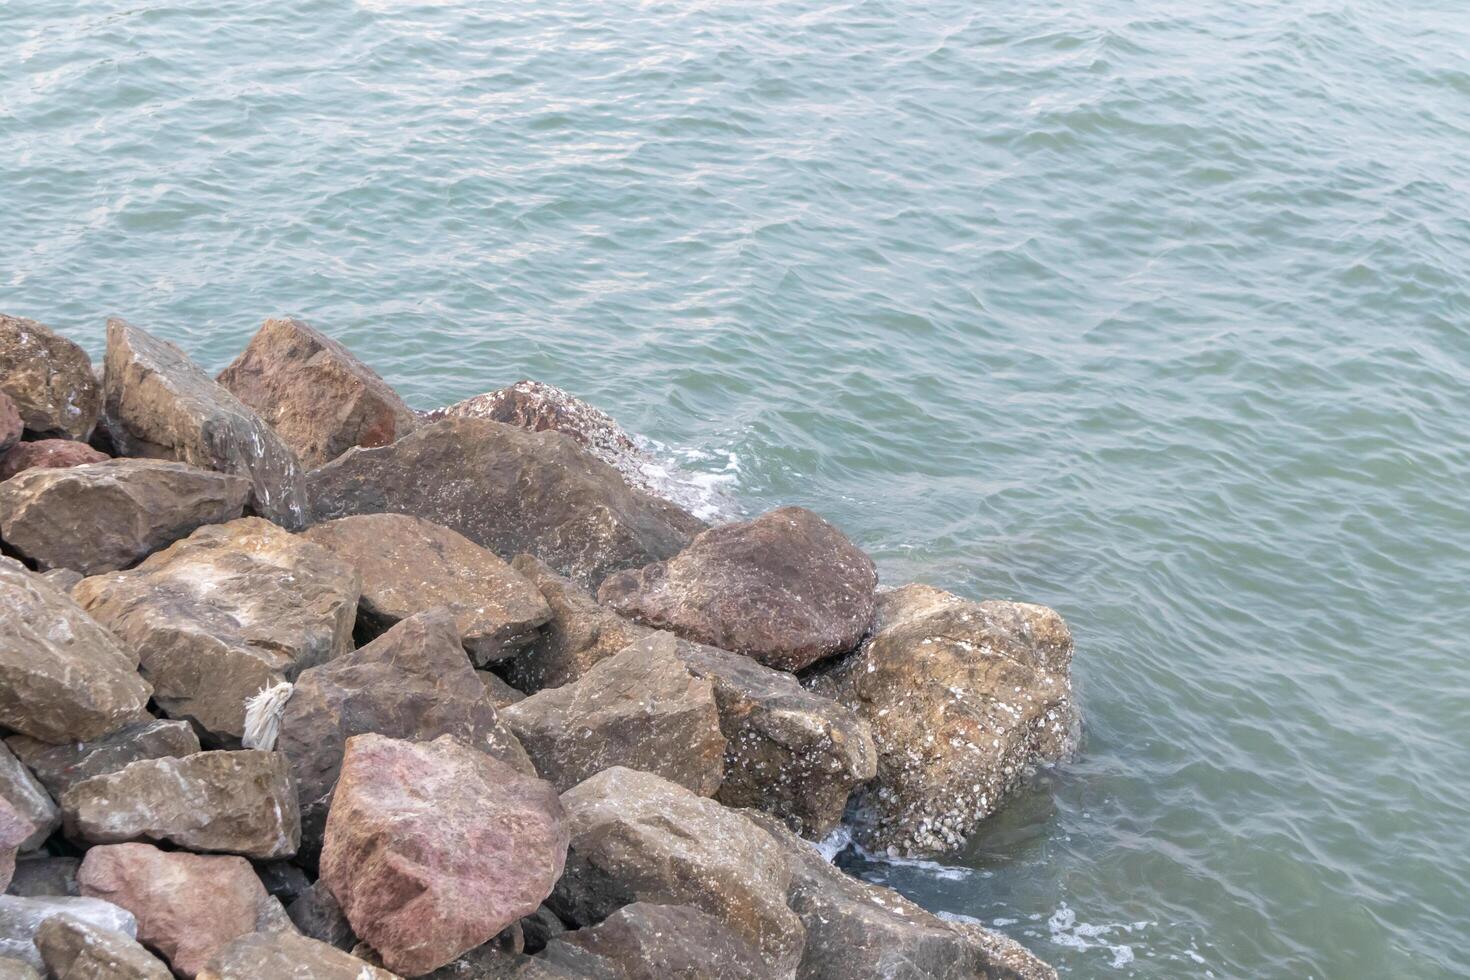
xmin=216 ymin=316 xmax=419 ymax=468
xmin=598 ymin=507 xmax=877 ymax=671
xmin=479 ymin=672 xmax=527 ymax=709
xmin=0 ymin=460 xmax=250 ymax=574
xmin=100 ymin=318 xmax=309 ymax=528
xmin=320 ymin=734 xmax=568 ymax=975
xmin=0 ymin=440 xmax=108 ymax=483
xmin=808 ymin=584 xmax=1076 ymax=856
xmin=35 ymin=913 xmax=172 ymax=980
xmin=72 ymin=518 xmax=359 ymax=742
xmin=502 ymin=634 xmax=725 ymax=795
xmin=76 ymin=843 xmax=271 ymax=979
xmin=199 ymin=931 xmax=400 ymax=980
xmin=278 ymin=610 xmax=533 ymax=863
xmin=4 ymin=856 xmax=79 ymax=898
xmin=61 ymin=750 xmax=300 ymax=859
xmin=0 ymin=315 xmax=101 ymax=441
xmin=543 ymin=902 xmax=775 ymax=980
xmin=6 ymin=719 xmax=200 ymax=799
xmin=0 ymin=559 xmax=151 ymax=744
xmin=286 ymin=881 xmax=356 ymax=952
xmin=0 ymin=803 xmax=31 ymax=894
xmin=308 ymin=417 xmax=704 ymax=590
xmin=0 ymin=895 xmax=136 ymax=972
xmin=0 ymin=394 xmax=20 ymax=455
xmin=0 ymin=745 xmax=57 ymax=852
xmin=301 ymin=514 xmax=551 ymax=664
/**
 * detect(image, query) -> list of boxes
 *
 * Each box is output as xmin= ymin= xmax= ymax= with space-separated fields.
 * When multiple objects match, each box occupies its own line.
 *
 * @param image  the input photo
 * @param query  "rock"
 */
xmin=72 ymin=519 xmax=359 ymax=742
xmin=37 ymin=568 xmax=82 ymax=593
xmin=278 ymin=610 xmax=533 ymax=863
xmin=100 ymin=318 xmax=309 ymax=528
xmin=61 ymin=750 xmax=299 ymax=859
xmin=301 ymin=514 xmax=551 ymax=664
xmin=0 ymin=896 xmax=136 ymax=971
xmin=0 ymin=460 xmax=250 ymax=574
xmin=0 ymin=745 xmax=57 ymax=852
xmin=543 ymin=903 xmax=774 ymax=980
xmin=199 ymin=931 xmax=400 ymax=980
xmin=808 ymin=585 xmax=1075 ymax=856
xmin=308 ymin=417 xmax=704 ymax=590
xmin=501 ymin=555 xmax=653 ymax=694
xmin=216 ymin=317 xmax=419 ymax=469
xmin=286 ymin=881 xmax=356 ymax=952
xmin=0 ymin=803 xmax=32 ymax=894
xmin=424 ymin=945 xmax=602 ymax=980
xmin=0 ymin=558 xmax=151 ymax=744
xmin=598 ymin=507 xmax=877 ymax=672
xmin=502 ymin=635 xmax=725 ymax=795
xmin=320 ymin=734 xmax=568 ymax=975
xmin=35 ymin=913 xmax=172 ymax=980
xmin=478 ymin=672 xmax=527 ymax=708
xmin=0 ymin=394 xmax=20 ymax=455
xmin=5 ymin=856 xmax=80 ymax=898
xmin=0 ymin=440 xmax=108 ymax=483
xmin=6 ymin=719 xmax=201 ymax=799
xmin=255 ymin=862 xmax=312 ymax=906
xmin=0 ymin=315 xmax=101 ymax=440
xmin=76 ymin=843 xmax=271 ymax=979
xmin=550 ymin=768 xmax=805 ymax=974
xmin=517 ymin=907 xmax=565 ymax=955
xmin=0 ymin=958 xmax=38 ymax=979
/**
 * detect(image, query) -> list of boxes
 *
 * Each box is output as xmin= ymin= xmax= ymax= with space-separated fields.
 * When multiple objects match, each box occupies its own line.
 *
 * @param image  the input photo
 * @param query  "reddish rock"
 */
xmin=0 ymin=441 xmax=108 ymax=482
xmin=0 ymin=314 xmax=101 ymax=440
xmin=0 ymin=393 xmax=19 ymax=455
xmin=0 ymin=743 xmax=57 ymax=852
xmin=320 ymin=734 xmax=568 ymax=975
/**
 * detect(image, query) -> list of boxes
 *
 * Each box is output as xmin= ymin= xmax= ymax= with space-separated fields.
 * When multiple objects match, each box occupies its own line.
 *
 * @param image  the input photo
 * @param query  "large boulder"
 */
xmin=0 ymin=440 xmax=108 ymax=483
xmin=0 ymin=460 xmax=249 ymax=574
xmin=0 ymin=744 xmax=57 ymax=852
xmin=0 ymin=558 xmax=151 ymax=744
xmin=307 ymin=417 xmax=705 ymax=590
xmin=0 ymin=896 xmax=136 ymax=972
xmin=72 ymin=518 xmax=359 ymax=742
xmin=216 ymin=317 xmax=419 ymax=468
xmin=0 ymin=393 xmax=21 ymax=455
xmin=0 ymin=802 xmax=32 ymax=893
xmin=0 ymin=315 xmax=101 ymax=440
xmin=277 ymin=610 xmax=533 ymax=863
xmin=6 ymin=719 xmax=200 ymax=799
xmin=808 ymin=585 xmax=1076 ymax=856
xmin=100 ymin=318 xmax=309 ymax=528
xmin=598 ymin=507 xmax=877 ymax=671
xmin=76 ymin=843 xmax=276 ymax=979
xmin=540 ymin=903 xmax=775 ymax=980
xmin=502 ymin=634 xmax=725 ymax=795
xmin=199 ymin=931 xmax=400 ymax=980
xmin=35 ymin=914 xmax=172 ymax=980
xmin=301 ymin=514 xmax=551 ymax=664
xmin=320 ymin=734 xmax=568 ymax=976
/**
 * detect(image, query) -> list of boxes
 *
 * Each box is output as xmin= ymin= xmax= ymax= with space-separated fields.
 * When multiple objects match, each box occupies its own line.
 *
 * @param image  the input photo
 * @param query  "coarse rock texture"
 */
xmin=216 ymin=316 xmax=419 ymax=469
xmin=4 ymin=856 xmax=79 ymax=899
xmin=61 ymin=750 xmax=300 ymax=859
xmin=0 ymin=896 xmax=136 ymax=972
xmin=808 ymin=584 xmax=1076 ymax=856
xmin=0 ymin=460 xmax=250 ymax=574
xmin=0 ymin=745 xmax=57 ymax=852
xmin=542 ymin=902 xmax=775 ymax=980
xmin=320 ymin=734 xmax=568 ymax=976
xmin=0 ymin=441 xmax=108 ymax=483
xmin=502 ymin=634 xmax=726 ymax=795
xmin=76 ymin=843 xmax=271 ymax=979
xmin=286 ymin=881 xmax=356 ymax=952
xmin=598 ymin=507 xmax=877 ymax=672
xmin=0 ymin=802 xmax=32 ymax=894
xmin=72 ymin=519 xmax=360 ymax=742
xmin=423 ymin=944 xmax=601 ymax=980
xmin=255 ymin=862 xmax=312 ymax=906
xmin=35 ymin=913 xmax=172 ymax=980
xmin=0 ymin=958 xmax=38 ymax=980
xmin=0 ymin=315 xmax=101 ymax=440
xmin=199 ymin=931 xmax=400 ymax=980
xmin=307 ymin=417 xmax=705 ymax=590
xmin=278 ymin=610 xmax=534 ymax=863
xmin=0 ymin=394 xmax=20 ymax=455
xmin=6 ymin=719 xmax=201 ymax=801
xmin=301 ymin=514 xmax=551 ymax=664
xmin=0 ymin=558 xmax=152 ymax=744
xmin=501 ymin=555 xmax=653 ymax=694
xmin=36 ymin=568 xmax=83 ymax=593
xmin=100 ymin=318 xmax=309 ymax=528
xmin=479 ymin=672 xmax=527 ymax=708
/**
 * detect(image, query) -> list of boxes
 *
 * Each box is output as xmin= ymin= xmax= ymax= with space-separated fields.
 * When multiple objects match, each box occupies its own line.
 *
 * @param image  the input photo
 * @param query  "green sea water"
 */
xmin=4 ymin=1 xmax=1468 ymax=975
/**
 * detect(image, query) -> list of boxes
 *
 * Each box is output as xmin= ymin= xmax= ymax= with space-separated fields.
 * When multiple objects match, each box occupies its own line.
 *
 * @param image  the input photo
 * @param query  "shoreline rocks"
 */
xmin=0 ymin=314 xmax=101 ymax=441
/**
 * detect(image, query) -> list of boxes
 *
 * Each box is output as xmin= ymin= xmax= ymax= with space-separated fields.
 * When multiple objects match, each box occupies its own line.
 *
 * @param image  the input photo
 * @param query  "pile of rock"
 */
xmin=0 ymin=312 xmax=1076 ymax=979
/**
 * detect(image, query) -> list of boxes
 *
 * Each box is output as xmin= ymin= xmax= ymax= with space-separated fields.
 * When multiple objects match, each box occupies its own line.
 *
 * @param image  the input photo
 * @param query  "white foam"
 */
xmin=1045 ymin=903 xmax=1152 ymax=970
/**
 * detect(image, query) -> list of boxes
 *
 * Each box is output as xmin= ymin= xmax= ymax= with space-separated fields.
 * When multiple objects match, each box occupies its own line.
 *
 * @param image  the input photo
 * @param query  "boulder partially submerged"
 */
xmin=0 ymin=314 xmax=101 ymax=441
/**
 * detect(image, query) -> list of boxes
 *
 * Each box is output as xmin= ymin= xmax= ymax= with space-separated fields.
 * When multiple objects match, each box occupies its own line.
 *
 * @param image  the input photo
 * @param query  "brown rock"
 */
xmin=808 ymin=584 xmax=1076 ymax=856
xmin=598 ymin=507 xmax=877 ymax=671
xmin=199 ymin=931 xmax=400 ymax=980
xmin=0 ymin=558 xmax=151 ymax=744
xmin=77 ymin=843 xmax=272 ymax=979
xmin=277 ymin=610 xmax=533 ymax=864
xmin=37 ymin=568 xmax=82 ymax=593
xmin=100 ymin=318 xmax=309 ymax=529
xmin=0 ymin=460 xmax=250 ymax=574
xmin=72 ymin=518 xmax=359 ymax=742
xmin=216 ymin=317 xmax=419 ymax=468
xmin=0 ymin=896 xmax=137 ymax=972
xmin=301 ymin=514 xmax=551 ymax=664
xmin=543 ymin=903 xmax=775 ymax=980
xmin=0 ymin=315 xmax=101 ymax=440
xmin=320 ymin=734 xmax=568 ymax=975
xmin=0 ymin=440 xmax=108 ymax=483
xmin=0 ymin=393 xmax=20 ymax=455
xmin=61 ymin=750 xmax=300 ymax=859
xmin=0 ymin=801 xmax=32 ymax=894
xmin=503 ymin=635 xmax=724 ymax=795
xmin=0 ymin=744 xmax=57 ymax=852
xmin=35 ymin=913 xmax=172 ymax=980
xmin=0 ymin=958 xmax=39 ymax=979
xmin=307 ymin=417 xmax=704 ymax=590
xmin=6 ymin=719 xmax=200 ymax=799
xmin=478 ymin=672 xmax=527 ymax=709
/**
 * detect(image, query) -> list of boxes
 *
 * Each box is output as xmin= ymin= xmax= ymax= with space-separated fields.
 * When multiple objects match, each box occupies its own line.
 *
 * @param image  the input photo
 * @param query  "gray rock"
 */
xmin=0 ymin=895 xmax=136 ymax=971
xmin=4 ymin=857 xmax=80 ymax=898
xmin=0 ymin=745 xmax=56 ymax=852
xmin=6 ymin=719 xmax=201 ymax=799
xmin=544 ymin=902 xmax=776 ymax=980
xmin=0 ymin=441 xmax=109 ymax=483
xmin=37 ymin=568 xmax=82 ymax=593
xmin=199 ymin=931 xmax=400 ymax=980
xmin=286 ymin=881 xmax=356 ymax=952
xmin=478 ymin=672 xmax=527 ymax=709
xmin=35 ymin=913 xmax=171 ymax=979
xmin=0 ymin=394 xmax=21 ymax=456
xmin=0 ymin=314 xmax=101 ymax=441
xmin=0 ymin=956 xmax=39 ymax=979
xmin=254 ymin=861 xmax=312 ymax=906
xmin=0 ymin=803 xmax=31 ymax=895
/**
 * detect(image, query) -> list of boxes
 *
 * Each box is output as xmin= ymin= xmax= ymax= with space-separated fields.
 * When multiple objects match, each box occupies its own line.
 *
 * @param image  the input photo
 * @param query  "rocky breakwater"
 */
xmin=0 ymin=310 xmax=1075 ymax=979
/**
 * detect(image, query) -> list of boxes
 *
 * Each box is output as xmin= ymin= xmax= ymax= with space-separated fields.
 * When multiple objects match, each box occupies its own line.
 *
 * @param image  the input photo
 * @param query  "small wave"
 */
xmin=1046 ymin=903 xmax=1153 ymax=970
xmin=637 ymin=439 xmax=743 ymax=523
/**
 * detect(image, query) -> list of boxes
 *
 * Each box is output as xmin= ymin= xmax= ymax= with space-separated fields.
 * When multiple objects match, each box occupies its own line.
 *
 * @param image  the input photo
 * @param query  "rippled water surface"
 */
xmin=5 ymin=1 xmax=1470 ymax=975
